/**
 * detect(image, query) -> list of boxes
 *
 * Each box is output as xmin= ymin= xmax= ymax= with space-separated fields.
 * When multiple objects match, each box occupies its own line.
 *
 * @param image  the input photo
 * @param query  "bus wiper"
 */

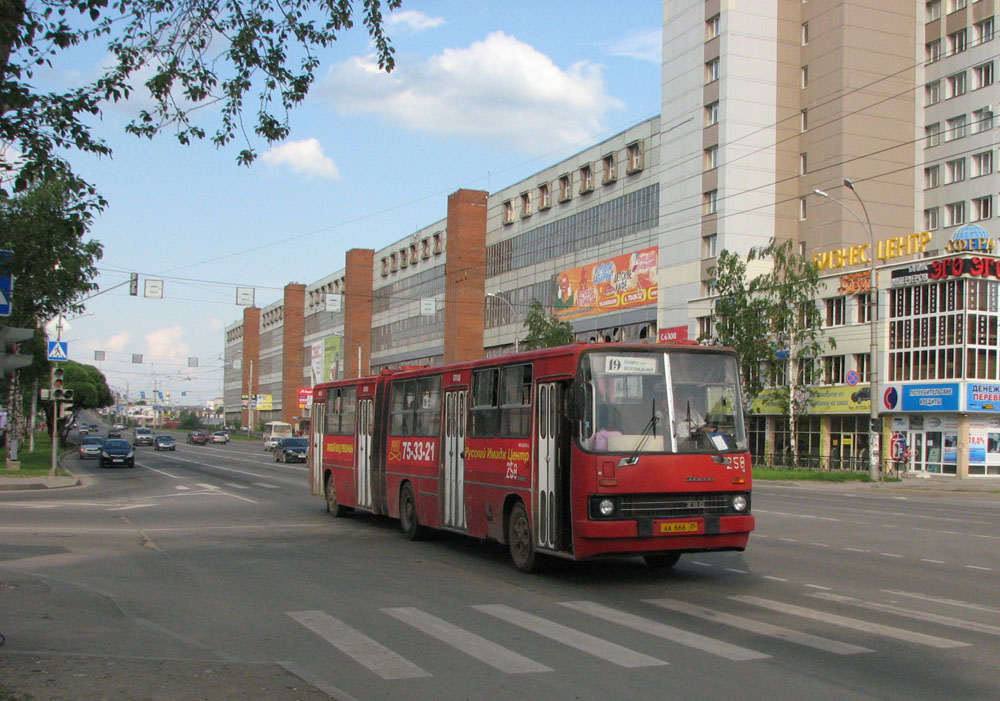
xmin=620 ymin=400 xmax=657 ymax=467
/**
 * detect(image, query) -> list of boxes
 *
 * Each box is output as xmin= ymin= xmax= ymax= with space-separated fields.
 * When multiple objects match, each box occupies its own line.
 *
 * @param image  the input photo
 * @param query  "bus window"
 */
xmin=470 ymin=368 xmax=499 ymax=437
xmin=340 ymin=386 xmax=356 ymax=435
xmin=500 ymin=364 xmax=532 ymax=437
xmin=390 ymin=380 xmax=416 ymax=436
xmin=415 ymin=376 xmax=441 ymax=436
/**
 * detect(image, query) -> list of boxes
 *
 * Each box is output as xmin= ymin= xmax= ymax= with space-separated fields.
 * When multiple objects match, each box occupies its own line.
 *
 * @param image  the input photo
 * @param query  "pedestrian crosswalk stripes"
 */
xmin=287 ymin=610 xmax=430 ymax=680
xmin=559 ymin=600 xmax=770 ymax=661
xmin=473 ymin=603 xmax=667 ymax=668
xmin=645 ymin=597 xmax=872 ymax=655
xmin=383 ymin=607 xmax=552 ymax=674
xmin=811 ymin=592 xmax=1000 ymax=636
xmin=287 ymin=592 xmax=982 ymax=682
xmin=730 ymin=595 xmax=970 ymax=648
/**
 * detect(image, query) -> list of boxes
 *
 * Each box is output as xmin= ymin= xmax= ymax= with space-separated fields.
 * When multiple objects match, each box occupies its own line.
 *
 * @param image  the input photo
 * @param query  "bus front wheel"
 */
xmin=399 ymin=483 xmax=426 ymax=541
xmin=508 ymin=502 xmax=541 ymax=573
xmin=325 ymin=473 xmax=347 ymax=517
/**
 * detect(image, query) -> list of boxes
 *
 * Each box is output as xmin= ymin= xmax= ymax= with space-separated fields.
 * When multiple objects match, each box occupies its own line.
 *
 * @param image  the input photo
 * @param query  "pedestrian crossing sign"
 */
xmin=47 ymin=341 xmax=68 ymax=361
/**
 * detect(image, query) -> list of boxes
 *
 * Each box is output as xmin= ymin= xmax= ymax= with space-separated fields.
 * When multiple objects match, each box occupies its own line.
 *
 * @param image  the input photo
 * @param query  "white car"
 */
xmin=133 ymin=427 xmax=154 ymax=446
xmin=211 ymin=431 xmax=230 ymax=444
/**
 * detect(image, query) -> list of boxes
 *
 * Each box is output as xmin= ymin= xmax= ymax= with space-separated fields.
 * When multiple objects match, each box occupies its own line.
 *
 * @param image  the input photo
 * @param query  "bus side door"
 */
xmin=442 ymin=390 xmax=467 ymax=529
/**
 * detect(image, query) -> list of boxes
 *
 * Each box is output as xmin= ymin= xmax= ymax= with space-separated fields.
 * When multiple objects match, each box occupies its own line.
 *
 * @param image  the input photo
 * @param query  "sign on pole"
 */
xmin=46 ymin=341 xmax=69 ymax=361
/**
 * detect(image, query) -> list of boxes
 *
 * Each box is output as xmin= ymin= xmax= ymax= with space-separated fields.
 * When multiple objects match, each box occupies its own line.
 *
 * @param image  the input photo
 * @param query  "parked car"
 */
xmin=133 ymin=427 xmax=154 ymax=446
xmin=79 ymin=436 xmax=104 ymax=460
xmin=100 ymin=438 xmax=135 ymax=468
xmin=274 ymin=437 xmax=308 ymax=463
xmin=154 ymin=435 xmax=176 ymax=451
xmin=210 ymin=431 xmax=230 ymax=444
xmin=187 ymin=431 xmax=209 ymax=445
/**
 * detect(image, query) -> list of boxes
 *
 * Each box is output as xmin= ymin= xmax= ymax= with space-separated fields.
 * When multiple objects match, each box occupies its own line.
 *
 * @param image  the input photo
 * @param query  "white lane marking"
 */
xmin=253 ymin=483 xmax=280 ymax=489
xmin=192 ymin=483 xmax=257 ymax=504
xmin=805 ymin=584 xmax=832 ymax=591
xmin=730 ymin=595 xmax=970 ymax=648
xmin=646 ymin=597 xmax=871 ymax=655
xmin=920 ymin=559 xmax=946 ymax=564
xmin=142 ymin=464 xmax=182 ymax=479
xmin=561 ymin=601 xmax=767 ymax=661
xmin=473 ymin=604 xmax=666 ymax=668
xmin=287 ymin=610 xmax=429 ymax=680
xmin=108 ymin=504 xmax=155 ymax=511
xmin=224 ymin=483 xmax=250 ymax=490
xmin=882 ymin=590 xmax=1000 ymax=614
xmin=964 ymin=565 xmax=992 ymax=571
xmin=176 ymin=485 xmax=191 ymax=491
xmin=383 ymin=607 xmax=551 ymax=674
xmin=812 ymin=593 xmax=1000 ymax=636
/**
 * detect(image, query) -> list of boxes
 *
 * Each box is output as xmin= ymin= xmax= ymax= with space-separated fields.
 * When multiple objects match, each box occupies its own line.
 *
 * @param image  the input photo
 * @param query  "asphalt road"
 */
xmin=1 ymin=432 xmax=999 ymax=700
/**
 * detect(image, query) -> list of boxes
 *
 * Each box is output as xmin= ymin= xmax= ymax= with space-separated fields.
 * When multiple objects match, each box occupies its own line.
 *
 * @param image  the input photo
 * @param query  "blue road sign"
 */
xmin=47 ymin=341 xmax=69 ymax=361
xmin=0 ymin=249 xmax=13 ymax=317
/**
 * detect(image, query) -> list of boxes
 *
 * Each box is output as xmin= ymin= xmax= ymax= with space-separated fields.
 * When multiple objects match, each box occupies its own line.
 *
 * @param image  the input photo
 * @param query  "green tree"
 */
xmin=2 ymin=0 xmax=400 ymax=199
xmin=521 ymin=299 xmax=575 ymax=350
xmin=704 ymin=239 xmax=832 ymax=467
xmin=179 ymin=411 xmax=203 ymax=430
xmin=56 ymin=360 xmax=113 ymax=439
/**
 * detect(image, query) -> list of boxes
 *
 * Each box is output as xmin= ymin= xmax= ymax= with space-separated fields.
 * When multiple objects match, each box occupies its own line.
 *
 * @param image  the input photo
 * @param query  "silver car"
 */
xmin=79 ymin=436 xmax=104 ymax=460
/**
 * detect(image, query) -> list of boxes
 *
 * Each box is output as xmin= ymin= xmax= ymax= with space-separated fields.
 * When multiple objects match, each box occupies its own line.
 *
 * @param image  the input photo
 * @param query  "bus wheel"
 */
xmin=399 ymin=483 xmax=426 ymax=541
xmin=643 ymin=552 xmax=681 ymax=569
xmin=325 ymin=473 xmax=347 ymax=517
xmin=508 ymin=502 xmax=540 ymax=573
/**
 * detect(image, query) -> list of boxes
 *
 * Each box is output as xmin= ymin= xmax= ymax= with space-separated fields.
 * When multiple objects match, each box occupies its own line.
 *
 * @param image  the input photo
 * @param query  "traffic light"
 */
xmin=129 ymin=273 xmax=138 ymax=296
xmin=0 ymin=326 xmax=34 ymax=377
xmin=51 ymin=366 xmax=74 ymax=401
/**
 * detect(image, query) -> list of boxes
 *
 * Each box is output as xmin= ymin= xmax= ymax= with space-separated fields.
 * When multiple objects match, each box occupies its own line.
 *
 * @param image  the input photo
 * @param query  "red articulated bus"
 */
xmin=308 ymin=342 xmax=753 ymax=572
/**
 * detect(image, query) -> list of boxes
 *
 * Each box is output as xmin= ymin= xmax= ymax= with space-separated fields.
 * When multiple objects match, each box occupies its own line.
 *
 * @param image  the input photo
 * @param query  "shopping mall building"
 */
xmin=224 ymin=1 xmax=1000 ymax=478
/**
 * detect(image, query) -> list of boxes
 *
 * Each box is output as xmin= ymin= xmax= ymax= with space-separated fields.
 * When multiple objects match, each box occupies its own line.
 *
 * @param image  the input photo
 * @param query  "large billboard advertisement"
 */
xmin=553 ymin=247 xmax=658 ymax=320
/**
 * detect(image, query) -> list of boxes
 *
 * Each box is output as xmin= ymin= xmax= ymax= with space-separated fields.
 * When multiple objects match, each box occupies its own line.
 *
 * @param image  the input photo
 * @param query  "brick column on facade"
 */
xmin=345 ymin=249 xmax=374 ymax=378
xmin=282 ymin=283 xmax=306 ymax=425
xmin=443 ymin=189 xmax=488 ymax=364
xmin=241 ymin=306 xmax=261 ymax=429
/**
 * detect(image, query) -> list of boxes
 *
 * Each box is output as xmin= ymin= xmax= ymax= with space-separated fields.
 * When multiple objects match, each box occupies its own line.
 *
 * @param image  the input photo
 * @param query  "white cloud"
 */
xmin=146 ymin=325 xmax=190 ymax=365
xmin=261 ymin=139 xmax=340 ymax=179
xmin=321 ymin=31 xmax=622 ymax=154
xmin=388 ymin=10 xmax=444 ymax=31
xmin=603 ymin=29 xmax=662 ymax=64
xmin=105 ymin=331 xmax=132 ymax=352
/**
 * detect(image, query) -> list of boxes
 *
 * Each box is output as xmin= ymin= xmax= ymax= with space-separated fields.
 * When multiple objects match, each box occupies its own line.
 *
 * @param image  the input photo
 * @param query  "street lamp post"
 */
xmin=814 ymin=181 xmax=880 ymax=481
xmin=487 ymin=291 xmax=519 ymax=353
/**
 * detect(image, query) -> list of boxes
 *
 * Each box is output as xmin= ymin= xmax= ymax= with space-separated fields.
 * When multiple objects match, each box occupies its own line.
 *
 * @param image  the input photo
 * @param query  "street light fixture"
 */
xmin=813 ymin=181 xmax=880 ymax=481
xmin=487 ymin=291 xmax=519 ymax=353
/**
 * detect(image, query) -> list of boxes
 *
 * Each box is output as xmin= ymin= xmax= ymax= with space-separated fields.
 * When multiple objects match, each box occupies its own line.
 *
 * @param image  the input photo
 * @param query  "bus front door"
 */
xmin=443 ymin=390 xmax=467 ymax=529
xmin=356 ymin=399 xmax=374 ymax=509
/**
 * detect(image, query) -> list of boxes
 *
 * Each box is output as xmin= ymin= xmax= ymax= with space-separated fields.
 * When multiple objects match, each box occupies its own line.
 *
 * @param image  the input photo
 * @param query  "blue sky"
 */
xmin=55 ymin=1 xmax=663 ymax=405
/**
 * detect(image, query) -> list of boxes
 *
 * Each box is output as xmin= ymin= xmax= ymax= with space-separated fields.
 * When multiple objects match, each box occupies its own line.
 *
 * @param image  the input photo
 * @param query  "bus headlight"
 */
xmin=732 ymin=495 xmax=748 ymax=512
xmin=599 ymin=498 xmax=615 ymax=517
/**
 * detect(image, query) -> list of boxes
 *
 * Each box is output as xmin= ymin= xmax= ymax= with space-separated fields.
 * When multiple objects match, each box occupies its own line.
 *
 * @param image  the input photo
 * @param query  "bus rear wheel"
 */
xmin=508 ymin=502 xmax=542 ymax=573
xmin=325 ymin=473 xmax=347 ymax=517
xmin=399 ymin=483 xmax=426 ymax=541
xmin=643 ymin=552 xmax=681 ymax=569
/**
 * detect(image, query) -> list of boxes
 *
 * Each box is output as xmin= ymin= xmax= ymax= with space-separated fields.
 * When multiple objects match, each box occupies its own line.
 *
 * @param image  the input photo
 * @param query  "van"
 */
xmin=134 ymin=427 xmax=154 ymax=446
xmin=262 ymin=421 xmax=293 ymax=451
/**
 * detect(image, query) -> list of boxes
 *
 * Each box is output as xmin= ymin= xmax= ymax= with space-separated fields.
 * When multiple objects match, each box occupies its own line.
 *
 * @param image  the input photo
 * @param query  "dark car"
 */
xmin=79 ymin=436 xmax=104 ymax=460
xmin=154 ymin=435 xmax=176 ymax=451
xmin=108 ymin=428 xmax=122 ymax=438
xmin=851 ymin=387 xmax=871 ymax=403
xmin=187 ymin=431 xmax=209 ymax=445
xmin=274 ymin=437 xmax=308 ymax=463
xmin=100 ymin=439 xmax=135 ymax=468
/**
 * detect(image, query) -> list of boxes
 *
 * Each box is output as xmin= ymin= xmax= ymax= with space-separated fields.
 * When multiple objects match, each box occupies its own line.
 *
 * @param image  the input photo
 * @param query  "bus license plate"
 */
xmin=656 ymin=520 xmax=699 ymax=534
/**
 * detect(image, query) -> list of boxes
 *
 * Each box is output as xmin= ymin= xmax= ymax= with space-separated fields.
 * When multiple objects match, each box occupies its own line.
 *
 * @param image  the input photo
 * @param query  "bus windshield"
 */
xmin=579 ymin=350 xmax=747 ymax=454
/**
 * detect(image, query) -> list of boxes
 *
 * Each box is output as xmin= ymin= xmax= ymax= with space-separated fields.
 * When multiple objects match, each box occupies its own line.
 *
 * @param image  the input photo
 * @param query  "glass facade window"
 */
xmin=888 ymin=277 xmax=1000 ymax=381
